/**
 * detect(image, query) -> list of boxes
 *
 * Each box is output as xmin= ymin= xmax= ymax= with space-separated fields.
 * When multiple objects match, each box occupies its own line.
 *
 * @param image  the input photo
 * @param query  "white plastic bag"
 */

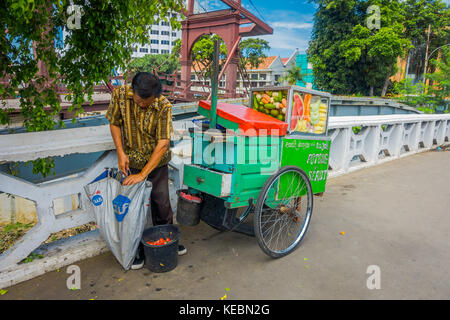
xmin=84 ymin=168 xmax=152 ymax=270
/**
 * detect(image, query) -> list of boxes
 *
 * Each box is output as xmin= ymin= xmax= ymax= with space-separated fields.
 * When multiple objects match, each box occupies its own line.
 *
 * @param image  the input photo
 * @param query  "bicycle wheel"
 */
xmin=254 ymin=165 xmax=313 ymax=258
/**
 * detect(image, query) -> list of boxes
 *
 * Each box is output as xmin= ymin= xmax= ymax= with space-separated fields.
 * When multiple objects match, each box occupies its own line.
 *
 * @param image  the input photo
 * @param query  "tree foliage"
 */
xmin=189 ymin=35 xmax=270 ymax=87
xmin=239 ymin=38 xmax=270 ymax=69
xmin=307 ymin=0 xmax=448 ymax=97
xmin=403 ymin=0 xmax=449 ymax=78
xmin=0 ymin=0 xmax=183 ymax=176
xmin=394 ymin=46 xmax=449 ymax=113
xmin=280 ymin=65 xmax=309 ymax=85
xmin=1 ymin=0 xmax=183 ymax=130
xmin=190 ymin=34 xmax=228 ymax=80
xmin=128 ymin=53 xmax=180 ymax=78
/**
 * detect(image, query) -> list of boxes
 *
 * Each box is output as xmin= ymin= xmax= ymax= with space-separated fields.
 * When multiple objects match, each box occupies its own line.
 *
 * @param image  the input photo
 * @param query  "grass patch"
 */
xmin=0 ymin=221 xmax=98 ymax=254
xmin=43 ymin=222 xmax=98 ymax=245
xmin=0 ymin=222 xmax=34 ymax=254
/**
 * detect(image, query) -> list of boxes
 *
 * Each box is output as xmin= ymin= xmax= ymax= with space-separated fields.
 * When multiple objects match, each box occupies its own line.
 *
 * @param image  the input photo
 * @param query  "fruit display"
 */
xmin=251 ymin=87 xmax=329 ymax=135
xmin=291 ymin=91 xmax=328 ymax=134
xmin=252 ymin=90 xmax=288 ymax=122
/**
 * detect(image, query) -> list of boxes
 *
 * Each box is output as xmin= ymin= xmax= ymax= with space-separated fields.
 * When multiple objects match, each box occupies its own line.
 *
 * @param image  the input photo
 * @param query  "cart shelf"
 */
xmin=198 ymin=100 xmax=288 ymax=136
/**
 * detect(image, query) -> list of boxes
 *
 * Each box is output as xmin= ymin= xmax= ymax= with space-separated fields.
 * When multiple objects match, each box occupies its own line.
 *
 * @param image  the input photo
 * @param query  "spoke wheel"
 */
xmin=254 ymin=166 xmax=313 ymax=258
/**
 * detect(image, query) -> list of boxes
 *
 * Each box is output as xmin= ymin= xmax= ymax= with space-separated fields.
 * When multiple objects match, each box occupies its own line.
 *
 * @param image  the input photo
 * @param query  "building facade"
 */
xmin=131 ymin=12 xmax=183 ymax=58
xmin=296 ymin=53 xmax=316 ymax=89
xmin=236 ymin=49 xmax=299 ymax=93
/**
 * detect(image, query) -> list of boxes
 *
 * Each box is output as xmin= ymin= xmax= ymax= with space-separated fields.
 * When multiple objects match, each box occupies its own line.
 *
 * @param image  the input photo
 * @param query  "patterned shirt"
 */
xmin=105 ymin=84 xmax=173 ymax=170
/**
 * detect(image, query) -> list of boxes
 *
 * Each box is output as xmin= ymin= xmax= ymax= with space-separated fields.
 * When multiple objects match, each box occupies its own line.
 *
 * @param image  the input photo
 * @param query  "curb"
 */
xmin=0 ymin=230 xmax=109 ymax=289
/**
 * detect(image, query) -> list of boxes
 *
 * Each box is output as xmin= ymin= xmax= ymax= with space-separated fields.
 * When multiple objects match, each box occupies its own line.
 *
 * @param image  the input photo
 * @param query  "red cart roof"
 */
xmin=198 ymin=100 xmax=288 ymax=136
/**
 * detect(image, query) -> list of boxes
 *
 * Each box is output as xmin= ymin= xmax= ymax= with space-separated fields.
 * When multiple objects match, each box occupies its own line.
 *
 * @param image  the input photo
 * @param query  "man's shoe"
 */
xmin=131 ymin=255 xmax=145 ymax=270
xmin=178 ymin=244 xmax=187 ymax=256
xmin=131 ymin=245 xmax=145 ymax=270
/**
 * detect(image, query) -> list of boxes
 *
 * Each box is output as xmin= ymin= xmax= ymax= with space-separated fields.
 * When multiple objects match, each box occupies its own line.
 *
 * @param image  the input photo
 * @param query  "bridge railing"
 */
xmin=0 ymin=113 xmax=449 ymax=286
xmin=327 ymin=114 xmax=450 ymax=178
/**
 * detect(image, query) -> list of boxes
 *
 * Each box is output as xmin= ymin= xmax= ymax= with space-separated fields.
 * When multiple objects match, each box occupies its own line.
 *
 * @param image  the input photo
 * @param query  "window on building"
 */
xmin=161 ymin=21 xmax=170 ymax=26
xmin=191 ymin=75 xmax=195 ymax=80
xmin=259 ymin=82 xmax=266 ymax=87
xmin=172 ymin=41 xmax=178 ymax=46
xmin=251 ymin=73 xmax=258 ymax=80
xmin=132 ymin=47 xmax=137 ymax=52
xmin=251 ymin=82 xmax=258 ymax=87
xmin=260 ymin=73 xmax=266 ymax=80
xmin=151 ymin=30 xmax=159 ymax=35
xmin=161 ymin=49 xmax=170 ymax=54
xmin=171 ymin=32 xmax=177 ymax=37
xmin=140 ymin=48 xmax=148 ymax=53
xmin=161 ymin=31 xmax=170 ymax=36
xmin=150 ymin=39 xmax=159 ymax=44
xmin=161 ymin=40 xmax=170 ymax=45
xmin=172 ymin=13 xmax=178 ymax=18
xmin=153 ymin=21 xmax=159 ymax=26
xmin=274 ymin=75 xmax=280 ymax=82
xmin=151 ymin=49 xmax=159 ymax=54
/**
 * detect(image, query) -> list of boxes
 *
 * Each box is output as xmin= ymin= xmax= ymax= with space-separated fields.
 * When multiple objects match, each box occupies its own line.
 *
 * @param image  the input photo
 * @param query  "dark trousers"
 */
xmin=131 ymin=165 xmax=174 ymax=260
xmin=130 ymin=165 xmax=174 ymax=226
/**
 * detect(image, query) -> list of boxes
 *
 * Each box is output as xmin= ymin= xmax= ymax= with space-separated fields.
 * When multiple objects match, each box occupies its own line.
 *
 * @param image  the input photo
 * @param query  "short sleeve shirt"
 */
xmin=105 ymin=84 xmax=173 ymax=170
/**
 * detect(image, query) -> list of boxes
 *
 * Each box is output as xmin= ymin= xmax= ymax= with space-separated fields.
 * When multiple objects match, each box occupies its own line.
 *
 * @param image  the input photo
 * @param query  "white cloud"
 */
xmin=271 ymin=22 xmax=313 ymax=29
xmin=255 ymin=29 xmax=311 ymax=57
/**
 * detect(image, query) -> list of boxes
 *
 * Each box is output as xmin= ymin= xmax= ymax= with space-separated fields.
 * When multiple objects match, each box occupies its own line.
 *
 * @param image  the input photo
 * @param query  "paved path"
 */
xmin=1 ymin=149 xmax=449 ymax=300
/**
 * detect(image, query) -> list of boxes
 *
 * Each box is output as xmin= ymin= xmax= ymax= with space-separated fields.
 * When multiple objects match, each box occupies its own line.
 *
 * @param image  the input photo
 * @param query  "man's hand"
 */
xmin=122 ymin=172 xmax=146 ymax=186
xmin=118 ymin=151 xmax=130 ymax=176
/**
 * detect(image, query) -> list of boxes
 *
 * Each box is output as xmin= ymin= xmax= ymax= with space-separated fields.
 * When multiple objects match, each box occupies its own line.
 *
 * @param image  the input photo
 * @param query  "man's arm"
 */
xmin=105 ymin=87 xmax=129 ymax=175
xmin=122 ymin=139 xmax=169 ymax=186
xmin=110 ymin=124 xmax=129 ymax=176
xmin=122 ymin=98 xmax=173 ymax=186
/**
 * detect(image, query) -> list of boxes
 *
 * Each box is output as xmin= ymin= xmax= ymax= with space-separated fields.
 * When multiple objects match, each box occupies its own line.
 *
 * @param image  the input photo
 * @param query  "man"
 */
xmin=106 ymin=72 xmax=186 ymax=270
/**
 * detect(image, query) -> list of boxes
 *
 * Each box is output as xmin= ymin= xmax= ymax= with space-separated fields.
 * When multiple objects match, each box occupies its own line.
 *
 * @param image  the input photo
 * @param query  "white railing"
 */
xmin=327 ymin=114 xmax=450 ymax=178
xmin=0 ymin=113 xmax=449 ymax=286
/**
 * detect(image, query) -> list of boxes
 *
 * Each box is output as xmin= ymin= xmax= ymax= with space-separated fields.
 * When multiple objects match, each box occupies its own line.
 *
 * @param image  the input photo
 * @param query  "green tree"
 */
xmin=239 ymin=38 xmax=270 ymax=69
xmin=0 ymin=0 xmax=183 ymax=176
xmin=307 ymin=0 xmax=447 ymax=96
xmin=128 ymin=53 xmax=180 ymax=78
xmin=279 ymin=65 xmax=309 ymax=85
xmin=190 ymin=34 xmax=227 ymax=81
xmin=394 ymin=46 xmax=449 ymax=113
xmin=340 ymin=23 xmax=411 ymax=96
xmin=425 ymin=46 xmax=449 ymax=113
xmin=307 ymin=0 xmax=365 ymax=95
xmin=189 ymin=35 xmax=270 ymax=83
xmin=402 ymin=0 xmax=449 ymax=80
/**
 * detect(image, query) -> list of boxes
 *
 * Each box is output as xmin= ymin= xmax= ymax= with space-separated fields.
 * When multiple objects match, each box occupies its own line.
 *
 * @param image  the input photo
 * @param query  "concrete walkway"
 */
xmin=1 ymin=149 xmax=449 ymax=300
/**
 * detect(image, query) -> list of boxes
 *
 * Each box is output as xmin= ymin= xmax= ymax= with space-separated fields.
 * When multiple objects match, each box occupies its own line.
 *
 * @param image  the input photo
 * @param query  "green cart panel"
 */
xmin=279 ymin=136 xmax=330 ymax=194
xmin=183 ymin=164 xmax=232 ymax=198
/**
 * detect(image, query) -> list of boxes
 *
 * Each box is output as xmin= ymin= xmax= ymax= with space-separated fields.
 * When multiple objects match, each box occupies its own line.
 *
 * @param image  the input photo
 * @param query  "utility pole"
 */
xmin=423 ymin=24 xmax=431 ymax=85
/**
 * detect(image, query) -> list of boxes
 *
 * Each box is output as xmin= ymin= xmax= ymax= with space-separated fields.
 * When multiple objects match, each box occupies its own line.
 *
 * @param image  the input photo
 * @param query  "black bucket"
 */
xmin=176 ymin=189 xmax=202 ymax=226
xmin=141 ymin=224 xmax=181 ymax=273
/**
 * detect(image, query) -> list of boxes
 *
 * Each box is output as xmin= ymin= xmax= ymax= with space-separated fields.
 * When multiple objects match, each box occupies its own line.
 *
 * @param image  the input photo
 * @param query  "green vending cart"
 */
xmin=180 ymin=85 xmax=331 ymax=258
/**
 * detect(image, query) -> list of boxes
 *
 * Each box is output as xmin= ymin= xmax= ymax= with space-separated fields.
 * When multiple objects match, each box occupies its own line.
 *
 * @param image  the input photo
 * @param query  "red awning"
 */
xmin=198 ymin=100 xmax=288 ymax=136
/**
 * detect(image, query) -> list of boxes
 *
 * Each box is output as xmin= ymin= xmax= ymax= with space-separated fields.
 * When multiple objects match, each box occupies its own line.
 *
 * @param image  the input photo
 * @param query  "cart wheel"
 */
xmin=254 ymin=166 xmax=313 ymax=258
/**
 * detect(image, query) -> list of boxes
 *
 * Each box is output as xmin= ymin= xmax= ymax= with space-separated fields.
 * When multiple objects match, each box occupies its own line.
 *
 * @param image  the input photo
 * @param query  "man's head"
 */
xmin=131 ymin=72 xmax=162 ymax=108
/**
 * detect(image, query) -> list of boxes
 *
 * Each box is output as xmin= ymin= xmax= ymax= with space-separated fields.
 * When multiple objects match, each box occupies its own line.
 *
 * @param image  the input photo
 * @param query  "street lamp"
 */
xmin=423 ymin=43 xmax=449 ymax=84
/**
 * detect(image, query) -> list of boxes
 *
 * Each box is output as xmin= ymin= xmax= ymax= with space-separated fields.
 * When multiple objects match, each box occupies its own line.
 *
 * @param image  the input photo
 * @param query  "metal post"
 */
xmin=423 ymin=24 xmax=431 ymax=85
xmin=210 ymin=40 xmax=220 ymax=129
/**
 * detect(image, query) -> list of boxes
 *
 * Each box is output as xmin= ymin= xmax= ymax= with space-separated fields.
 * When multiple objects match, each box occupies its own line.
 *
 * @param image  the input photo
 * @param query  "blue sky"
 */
xmin=195 ymin=0 xmax=317 ymax=59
